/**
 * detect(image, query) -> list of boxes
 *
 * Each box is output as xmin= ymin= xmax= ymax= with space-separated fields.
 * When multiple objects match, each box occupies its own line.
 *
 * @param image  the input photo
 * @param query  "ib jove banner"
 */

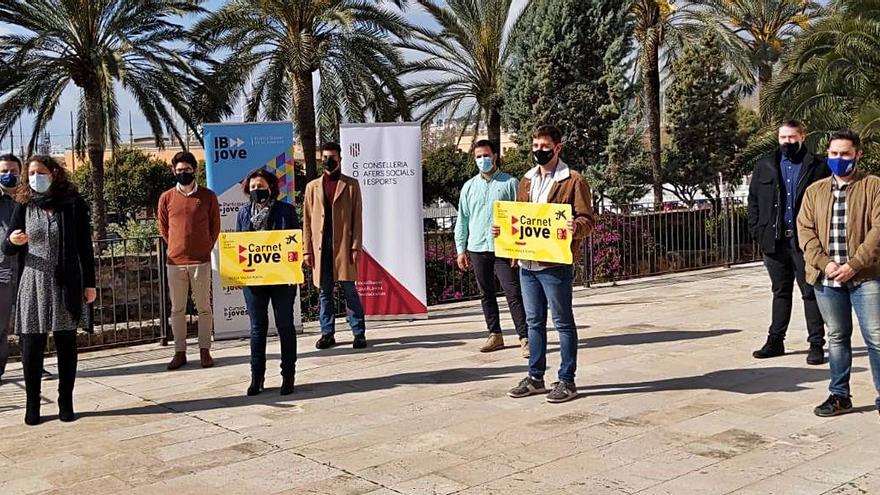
xmin=204 ymin=121 xmax=299 ymax=339
xmin=494 ymin=201 xmax=573 ymax=264
xmin=340 ymin=123 xmax=428 ymax=319
xmin=219 ymin=230 xmax=304 ymax=287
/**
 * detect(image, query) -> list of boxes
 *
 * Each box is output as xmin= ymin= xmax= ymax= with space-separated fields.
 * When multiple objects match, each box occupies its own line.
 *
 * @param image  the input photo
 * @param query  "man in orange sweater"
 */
xmin=158 ymin=151 xmax=221 ymax=370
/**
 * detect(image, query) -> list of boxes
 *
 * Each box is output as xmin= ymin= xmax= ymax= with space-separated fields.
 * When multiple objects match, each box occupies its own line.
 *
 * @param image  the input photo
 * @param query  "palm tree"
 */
xmin=629 ymin=0 xmax=685 ymax=209
xmin=764 ymin=0 xmax=880 ymax=145
xmin=192 ymin=0 xmax=412 ymax=181
xmin=691 ymin=0 xmax=824 ymax=101
xmin=0 ymin=0 xmax=205 ymax=239
xmin=400 ymin=0 xmax=523 ymax=146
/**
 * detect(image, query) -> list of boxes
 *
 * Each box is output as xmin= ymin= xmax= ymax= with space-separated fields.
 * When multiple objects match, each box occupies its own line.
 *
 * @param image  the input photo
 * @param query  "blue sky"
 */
xmin=1 ymin=0 xmax=479 ymax=152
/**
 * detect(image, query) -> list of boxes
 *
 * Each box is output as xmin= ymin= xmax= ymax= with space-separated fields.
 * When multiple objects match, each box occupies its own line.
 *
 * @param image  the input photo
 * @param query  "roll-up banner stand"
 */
xmin=204 ymin=121 xmax=302 ymax=339
xmin=340 ymin=123 xmax=428 ymax=319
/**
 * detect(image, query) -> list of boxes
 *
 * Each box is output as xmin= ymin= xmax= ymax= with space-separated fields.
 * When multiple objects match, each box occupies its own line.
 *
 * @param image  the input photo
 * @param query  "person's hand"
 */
xmin=303 ymin=253 xmax=313 ymax=268
xmin=84 ymin=288 xmax=97 ymax=304
xmin=825 ymin=261 xmax=841 ymax=279
xmin=510 ymin=258 xmax=517 ymax=268
xmin=831 ymin=263 xmax=856 ymax=283
xmin=351 ymin=250 xmax=360 ymax=266
xmin=491 ymin=225 xmax=501 ymax=238
xmin=456 ymin=254 xmax=470 ymax=272
xmin=567 ymin=219 xmax=576 ymax=234
xmin=9 ymin=229 xmax=27 ymax=246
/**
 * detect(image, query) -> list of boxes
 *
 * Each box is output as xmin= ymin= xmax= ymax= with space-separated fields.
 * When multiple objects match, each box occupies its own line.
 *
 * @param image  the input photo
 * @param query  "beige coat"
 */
xmin=303 ymin=174 xmax=363 ymax=287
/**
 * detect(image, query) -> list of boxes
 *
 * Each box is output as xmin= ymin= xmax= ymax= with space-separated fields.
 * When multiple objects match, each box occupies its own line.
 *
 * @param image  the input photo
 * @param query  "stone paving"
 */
xmin=2 ymin=264 xmax=880 ymax=495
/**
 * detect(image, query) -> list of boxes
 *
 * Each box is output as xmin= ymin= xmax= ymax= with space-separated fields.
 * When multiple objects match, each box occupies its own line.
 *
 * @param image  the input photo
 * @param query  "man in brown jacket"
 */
xmin=499 ymin=125 xmax=594 ymax=404
xmin=798 ymin=129 xmax=880 ymax=417
xmin=158 ymin=151 xmax=221 ymax=370
xmin=304 ymin=142 xmax=366 ymax=350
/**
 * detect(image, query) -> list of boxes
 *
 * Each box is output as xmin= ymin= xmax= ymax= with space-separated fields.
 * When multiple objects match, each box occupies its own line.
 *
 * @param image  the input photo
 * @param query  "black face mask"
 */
xmin=175 ymin=172 xmax=195 ymax=186
xmin=250 ymin=189 xmax=271 ymax=204
xmin=322 ymin=157 xmax=338 ymax=173
xmin=533 ymin=148 xmax=555 ymax=166
xmin=782 ymin=142 xmax=802 ymax=160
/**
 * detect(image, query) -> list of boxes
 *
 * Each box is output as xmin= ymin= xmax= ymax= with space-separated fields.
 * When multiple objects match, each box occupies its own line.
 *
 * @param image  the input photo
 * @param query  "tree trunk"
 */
xmin=292 ymin=70 xmax=318 ymax=181
xmin=642 ymin=34 xmax=663 ymax=211
xmin=757 ymin=63 xmax=772 ymax=120
xmin=84 ymin=83 xmax=107 ymax=241
xmin=487 ymin=107 xmax=502 ymax=148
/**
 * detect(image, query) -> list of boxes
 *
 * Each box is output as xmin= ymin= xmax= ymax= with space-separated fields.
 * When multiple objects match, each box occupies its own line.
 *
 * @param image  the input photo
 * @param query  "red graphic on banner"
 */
xmin=357 ymin=250 xmax=426 ymax=316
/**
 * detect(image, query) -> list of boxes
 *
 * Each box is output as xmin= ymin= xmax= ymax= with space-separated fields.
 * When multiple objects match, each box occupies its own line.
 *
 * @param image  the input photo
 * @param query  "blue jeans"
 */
xmin=520 ymin=265 xmax=578 ymax=383
xmin=319 ymin=282 xmax=366 ymax=337
xmin=243 ymin=285 xmax=298 ymax=377
xmin=814 ymin=280 xmax=880 ymax=406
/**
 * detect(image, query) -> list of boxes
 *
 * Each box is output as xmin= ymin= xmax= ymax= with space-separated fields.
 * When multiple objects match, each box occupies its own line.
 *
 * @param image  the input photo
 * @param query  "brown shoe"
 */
xmin=200 ymin=349 xmax=214 ymax=368
xmin=167 ymin=352 xmax=187 ymax=370
xmin=480 ymin=333 xmax=504 ymax=353
xmin=520 ymin=338 xmax=530 ymax=359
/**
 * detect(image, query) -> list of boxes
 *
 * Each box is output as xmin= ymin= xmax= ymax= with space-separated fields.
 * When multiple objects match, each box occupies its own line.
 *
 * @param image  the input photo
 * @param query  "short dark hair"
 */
xmin=321 ymin=142 xmax=342 ymax=154
xmin=473 ymin=139 xmax=498 ymax=154
xmin=532 ymin=125 xmax=563 ymax=144
xmin=830 ymin=129 xmax=862 ymax=149
xmin=780 ymin=120 xmax=806 ymax=133
xmin=241 ymin=168 xmax=280 ymax=200
xmin=171 ymin=151 xmax=198 ymax=169
xmin=0 ymin=153 xmax=22 ymax=170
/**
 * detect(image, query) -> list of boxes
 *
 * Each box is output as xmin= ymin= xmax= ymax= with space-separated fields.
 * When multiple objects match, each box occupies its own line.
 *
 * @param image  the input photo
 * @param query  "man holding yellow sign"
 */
xmin=495 ymin=125 xmax=594 ymax=404
xmin=226 ymin=169 xmax=301 ymax=397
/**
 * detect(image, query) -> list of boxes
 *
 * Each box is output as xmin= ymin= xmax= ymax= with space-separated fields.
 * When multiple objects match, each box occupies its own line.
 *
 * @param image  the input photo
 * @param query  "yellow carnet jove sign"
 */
xmin=219 ymin=229 xmax=304 ymax=287
xmin=493 ymin=201 xmax=573 ymax=264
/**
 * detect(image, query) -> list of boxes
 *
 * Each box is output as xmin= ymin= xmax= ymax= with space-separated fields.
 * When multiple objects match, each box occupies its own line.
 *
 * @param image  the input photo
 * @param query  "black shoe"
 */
xmin=507 ymin=376 xmax=547 ymax=398
xmin=814 ymin=394 xmax=853 ymax=417
xmin=315 ymin=334 xmax=336 ymax=350
xmin=280 ymin=375 xmax=295 ymax=396
xmin=353 ymin=335 xmax=367 ymax=349
xmin=247 ymin=375 xmax=265 ymax=396
xmin=58 ymin=395 xmax=76 ymax=423
xmin=753 ymin=338 xmax=785 ymax=359
xmin=807 ymin=344 xmax=826 ymax=366
xmin=24 ymin=400 xmax=40 ymax=426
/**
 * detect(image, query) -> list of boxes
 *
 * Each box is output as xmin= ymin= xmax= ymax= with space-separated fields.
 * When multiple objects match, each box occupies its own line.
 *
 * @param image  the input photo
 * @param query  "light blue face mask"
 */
xmin=29 ymin=173 xmax=52 ymax=194
xmin=476 ymin=156 xmax=494 ymax=174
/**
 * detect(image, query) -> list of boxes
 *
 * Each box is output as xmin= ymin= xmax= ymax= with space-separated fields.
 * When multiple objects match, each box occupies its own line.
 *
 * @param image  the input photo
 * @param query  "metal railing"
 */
xmin=5 ymin=196 xmax=761 ymax=356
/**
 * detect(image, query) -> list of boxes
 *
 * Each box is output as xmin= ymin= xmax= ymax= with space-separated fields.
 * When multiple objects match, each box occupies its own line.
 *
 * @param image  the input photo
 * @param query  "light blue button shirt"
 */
xmin=455 ymin=171 xmax=519 ymax=254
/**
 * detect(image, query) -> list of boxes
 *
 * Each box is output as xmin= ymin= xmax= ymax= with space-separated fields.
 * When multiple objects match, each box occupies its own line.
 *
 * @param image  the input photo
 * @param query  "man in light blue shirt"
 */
xmin=455 ymin=139 xmax=528 ymax=356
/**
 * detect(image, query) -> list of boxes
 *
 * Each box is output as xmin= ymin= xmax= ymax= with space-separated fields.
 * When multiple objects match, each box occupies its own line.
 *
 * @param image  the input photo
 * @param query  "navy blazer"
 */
xmin=236 ymin=201 xmax=300 ymax=232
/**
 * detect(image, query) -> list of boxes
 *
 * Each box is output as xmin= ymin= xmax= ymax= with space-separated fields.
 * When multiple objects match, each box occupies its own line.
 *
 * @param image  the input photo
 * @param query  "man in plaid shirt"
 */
xmin=798 ymin=130 xmax=880 ymax=417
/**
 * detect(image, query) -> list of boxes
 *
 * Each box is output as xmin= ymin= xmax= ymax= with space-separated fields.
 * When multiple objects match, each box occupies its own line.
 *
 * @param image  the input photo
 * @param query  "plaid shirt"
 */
xmin=823 ymin=181 xmax=857 ymax=288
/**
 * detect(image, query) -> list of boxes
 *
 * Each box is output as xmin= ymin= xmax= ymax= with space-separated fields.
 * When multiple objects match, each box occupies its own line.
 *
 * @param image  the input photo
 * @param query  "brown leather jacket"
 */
xmin=798 ymin=171 xmax=880 ymax=285
xmin=516 ymin=160 xmax=594 ymax=261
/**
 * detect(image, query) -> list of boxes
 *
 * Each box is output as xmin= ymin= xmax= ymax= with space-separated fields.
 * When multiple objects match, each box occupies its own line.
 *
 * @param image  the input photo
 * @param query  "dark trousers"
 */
xmin=468 ymin=251 xmax=528 ymax=339
xmin=763 ymin=239 xmax=826 ymax=346
xmin=242 ymin=285 xmax=297 ymax=378
xmin=21 ymin=332 xmax=77 ymax=410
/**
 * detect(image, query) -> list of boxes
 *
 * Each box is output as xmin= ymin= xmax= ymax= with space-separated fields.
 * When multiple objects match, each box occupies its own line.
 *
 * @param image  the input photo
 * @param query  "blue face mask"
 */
xmin=0 ymin=172 xmax=17 ymax=188
xmin=29 ymin=174 xmax=52 ymax=194
xmin=828 ymin=157 xmax=857 ymax=177
xmin=476 ymin=156 xmax=494 ymax=174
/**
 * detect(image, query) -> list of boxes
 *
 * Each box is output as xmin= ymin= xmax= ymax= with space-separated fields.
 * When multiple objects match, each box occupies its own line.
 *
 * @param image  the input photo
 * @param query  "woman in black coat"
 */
xmin=1 ymin=155 xmax=96 ymax=425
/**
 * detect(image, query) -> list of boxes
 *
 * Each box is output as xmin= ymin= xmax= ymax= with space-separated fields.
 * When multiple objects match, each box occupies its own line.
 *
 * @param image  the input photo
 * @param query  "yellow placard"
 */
xmin=219 ymin=230 xmax=304 ymax=287
xmin=493 ymin=201 xmax=573 ymax=264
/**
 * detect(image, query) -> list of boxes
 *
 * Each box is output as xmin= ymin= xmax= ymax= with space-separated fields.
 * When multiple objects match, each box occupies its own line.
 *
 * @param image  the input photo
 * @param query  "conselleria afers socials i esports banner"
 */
xmin=340 ymin=123 xmax=428 ymax=319
xmin=204 ymin=121 xmax=301 ymax=339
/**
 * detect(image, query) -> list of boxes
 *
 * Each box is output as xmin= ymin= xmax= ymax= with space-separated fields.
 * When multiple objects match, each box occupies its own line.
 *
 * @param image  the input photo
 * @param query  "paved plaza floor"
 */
xmin=2 ymin=265 xmax=880 ymax=495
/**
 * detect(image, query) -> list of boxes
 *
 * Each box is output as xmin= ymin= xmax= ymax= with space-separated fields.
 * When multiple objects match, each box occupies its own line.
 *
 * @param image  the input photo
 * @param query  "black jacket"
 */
xmin=1 ymin=194 xmax=96 ymax=330
xmin=747 ymin=148 xmax=829 ymax=254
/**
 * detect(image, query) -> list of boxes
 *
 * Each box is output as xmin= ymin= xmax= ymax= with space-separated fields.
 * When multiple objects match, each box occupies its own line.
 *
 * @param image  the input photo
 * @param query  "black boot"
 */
xmin=247 ymin=373 xmax=265 ymax=396
xmin=21 ymin=334 xmax=47 ymax=426
xmin=280 ymin=374 xmax=295 ymax=396
xmin=753 ymin=336 xmax=785 ymax=359
xmin=54 ymin=332 xmax=78 ymax=422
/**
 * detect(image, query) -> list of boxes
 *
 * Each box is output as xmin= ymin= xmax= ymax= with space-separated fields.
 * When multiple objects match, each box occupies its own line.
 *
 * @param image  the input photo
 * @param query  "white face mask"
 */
xmin=29 ymin=173 xmax=52 ymax=193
